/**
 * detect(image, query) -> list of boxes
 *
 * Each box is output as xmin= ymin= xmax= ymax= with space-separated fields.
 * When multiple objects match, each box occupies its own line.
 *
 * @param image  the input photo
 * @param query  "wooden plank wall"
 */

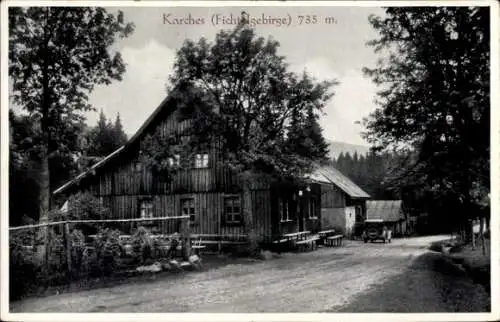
xmin=66 ymin=108 xmax=276 ymax=238
xmin=320 ymin=183 xmax=346 ymax=208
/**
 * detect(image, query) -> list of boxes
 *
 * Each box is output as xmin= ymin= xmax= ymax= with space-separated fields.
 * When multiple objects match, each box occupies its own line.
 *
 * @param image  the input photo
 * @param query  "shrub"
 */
xmin=70 ymin=229 xmax=86 ymax=278
xmin=63 ymin=192 xmax=113 ymax=235
xmin=10 ymin=226 xmax=68 ymax=299
xmin=45 ymin=228 xmax=68 ymax=284
xmin=9 ymin=234 xmax=37 ymax=300
xmin=93 ymin=228 xmax=123 ymax=276
xmin=131 ymin=226 xmax=154 ymax=265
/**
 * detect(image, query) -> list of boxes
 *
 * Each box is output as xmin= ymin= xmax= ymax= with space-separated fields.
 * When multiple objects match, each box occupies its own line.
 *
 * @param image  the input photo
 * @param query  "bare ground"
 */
xmin=10 ymin=235 xmax=490 ymax=313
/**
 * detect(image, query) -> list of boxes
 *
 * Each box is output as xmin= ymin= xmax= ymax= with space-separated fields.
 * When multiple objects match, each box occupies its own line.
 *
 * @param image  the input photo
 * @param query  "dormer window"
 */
xmin=134 ymin=161 xmax=142 ymax=172
xmin=168 ymin=154 xmax=180 ymax=167
xmin=195 ymin=153 xmax=209 ymax=168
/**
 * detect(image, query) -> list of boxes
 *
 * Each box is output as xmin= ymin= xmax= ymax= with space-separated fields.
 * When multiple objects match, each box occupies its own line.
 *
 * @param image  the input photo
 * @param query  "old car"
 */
xmin=362 ymin=219 xmax=391 ymax=243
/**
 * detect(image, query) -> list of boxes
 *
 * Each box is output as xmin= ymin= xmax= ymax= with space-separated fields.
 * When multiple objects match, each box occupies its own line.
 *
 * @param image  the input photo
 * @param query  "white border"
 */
xmin=1 ymin=1 xmax=499 ymax=322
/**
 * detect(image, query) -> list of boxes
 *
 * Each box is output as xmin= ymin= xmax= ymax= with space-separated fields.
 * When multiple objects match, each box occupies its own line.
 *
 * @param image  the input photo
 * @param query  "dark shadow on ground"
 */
xmin=327 ymin=252 xmax=491 ymax=313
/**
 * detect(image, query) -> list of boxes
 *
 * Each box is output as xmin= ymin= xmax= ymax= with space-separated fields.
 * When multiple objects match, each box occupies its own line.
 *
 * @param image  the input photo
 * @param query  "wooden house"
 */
xmin=54 ymin=94 xmax=370 ymax=244
xmin=366 ymin=200 xmax=408 ymax=237
xmin=308 ymin=165 xmax=370 ymax=238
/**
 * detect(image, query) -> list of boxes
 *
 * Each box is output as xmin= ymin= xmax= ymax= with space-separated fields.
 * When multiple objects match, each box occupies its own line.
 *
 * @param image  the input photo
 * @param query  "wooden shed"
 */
xmin=308 ymin=165 xmax=370 ymax=238
xmin=366 ymin=200 xmax=408 ymax=237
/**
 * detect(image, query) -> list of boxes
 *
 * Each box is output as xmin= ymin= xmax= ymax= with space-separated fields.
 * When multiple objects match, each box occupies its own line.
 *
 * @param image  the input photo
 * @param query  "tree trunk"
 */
xmin=38 ymin=7 xmax=52 ymax=267
xmin=242 ymin=177 xmax=258 ymax=255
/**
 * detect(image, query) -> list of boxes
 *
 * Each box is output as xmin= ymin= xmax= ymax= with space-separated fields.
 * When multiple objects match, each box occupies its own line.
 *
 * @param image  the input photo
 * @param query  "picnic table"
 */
xmin=273 ymin=231 xmax=319 ymax=252
xmin=317 ymin=229 xmax=336 ymax=245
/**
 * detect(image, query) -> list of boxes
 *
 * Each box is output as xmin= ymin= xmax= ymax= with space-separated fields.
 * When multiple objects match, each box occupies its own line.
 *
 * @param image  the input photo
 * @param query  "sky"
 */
xmin=84 ymin=6 xmax=386 ymax=146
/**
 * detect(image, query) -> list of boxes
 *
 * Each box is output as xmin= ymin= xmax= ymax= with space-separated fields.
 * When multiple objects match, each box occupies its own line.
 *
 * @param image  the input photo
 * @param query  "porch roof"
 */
xmin=309 ymin=165 xmax=370 ymax=199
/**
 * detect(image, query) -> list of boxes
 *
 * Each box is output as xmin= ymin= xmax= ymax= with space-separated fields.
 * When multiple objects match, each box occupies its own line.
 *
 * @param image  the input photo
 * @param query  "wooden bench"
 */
xmin=273 ymin=231 xmax=318 ymax=252
xmin=324 ymin=235 xmax=344 ymax=247
xmin=283 ymin=231 xmax=311 ymax=241
xmin=318 ymin=229 xmax=336 ymax=238
xmin=189 ymin=234 xmax=249 ymax=253
xmin=295 ymin=235 xmax=320 ymax=252
xmin=317 ymin=229 xmax=336 ymax=246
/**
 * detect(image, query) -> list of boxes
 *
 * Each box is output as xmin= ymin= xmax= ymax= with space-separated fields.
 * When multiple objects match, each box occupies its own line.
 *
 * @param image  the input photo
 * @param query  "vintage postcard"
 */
xmin=1 ymin=1 xmax=498 ymax=321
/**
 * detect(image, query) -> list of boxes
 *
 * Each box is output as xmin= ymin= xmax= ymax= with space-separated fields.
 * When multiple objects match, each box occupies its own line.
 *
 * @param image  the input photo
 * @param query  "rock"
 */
xmin=136 ymin=262 xmax=162 ymax=273
xmin=189 ymin=254 xmax=200 ymax=263
xmin=188 ymin=254 xmax=202 ymax=270
xmin=258 ymin=250 xmax=274 ymax=260
xmin=180 ymin=261 xmax=195 ymax=271
xmin=442 ymin=246 xmax=452 ymax=254
xmin=169 ymin=260 xmax=182 ymax=271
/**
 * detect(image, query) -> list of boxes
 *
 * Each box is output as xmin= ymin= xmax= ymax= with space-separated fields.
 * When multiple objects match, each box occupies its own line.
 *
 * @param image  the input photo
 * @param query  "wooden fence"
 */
xmin=9 ymin=216 xmax=191 ymax=281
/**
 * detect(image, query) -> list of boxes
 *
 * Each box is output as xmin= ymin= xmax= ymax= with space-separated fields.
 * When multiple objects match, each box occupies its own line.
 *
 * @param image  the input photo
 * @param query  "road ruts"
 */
xmin=12 ymin=235 xmax=485 ymax=313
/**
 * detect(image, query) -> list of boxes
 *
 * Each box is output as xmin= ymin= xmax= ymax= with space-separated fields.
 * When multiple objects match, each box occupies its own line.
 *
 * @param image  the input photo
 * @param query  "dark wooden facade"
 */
xmin=54 ymin=99 xmax=323 ymax=243
xmin=55 ymin=96 xmax=368 ymax=243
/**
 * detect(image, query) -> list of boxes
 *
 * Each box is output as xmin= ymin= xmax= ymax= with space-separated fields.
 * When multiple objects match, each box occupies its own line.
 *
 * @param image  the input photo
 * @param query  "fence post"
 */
xmin=64 ymin=222 xmax=72 ymax=278
xmin=180 ymin=217 xmax=191 ymax=260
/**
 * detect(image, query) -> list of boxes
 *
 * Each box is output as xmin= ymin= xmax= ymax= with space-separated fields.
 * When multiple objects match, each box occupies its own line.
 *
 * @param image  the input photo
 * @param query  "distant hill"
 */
xmin=327 ymin=140 xmax=371 ymax=160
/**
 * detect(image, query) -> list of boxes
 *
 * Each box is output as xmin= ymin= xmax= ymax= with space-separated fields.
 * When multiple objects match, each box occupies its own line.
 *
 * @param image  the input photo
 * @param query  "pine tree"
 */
xmin=85 ymin=110 xmax=127 ymax=158
xmin=113 ymin=113 xmax=128 ymax=147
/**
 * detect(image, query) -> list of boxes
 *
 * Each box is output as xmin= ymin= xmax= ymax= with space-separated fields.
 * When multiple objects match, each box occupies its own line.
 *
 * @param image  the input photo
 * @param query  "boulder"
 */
xmin=189 ymin=254 xmax=202 ymax=270
xmin=136 ymin=262 xmax=162 ymax=273
xmin=169 ymin=260 xmax=182 ymax=271
xmin=161 ymin=262 xmax=172 ymax=271
xmin=180 ymin=261 xmax=195 ymax=271
xmin=258 ymin=250 xmax=274 ymax=260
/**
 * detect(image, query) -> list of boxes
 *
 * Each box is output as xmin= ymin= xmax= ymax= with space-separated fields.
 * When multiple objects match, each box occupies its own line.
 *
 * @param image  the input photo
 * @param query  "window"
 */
xmin=280 ymin=199 xmax=291 ymax=222
xmin=168 ymin=154 xmax=180 ymax=167
xmin=139 ymin=199 xmax=154 ymax=219
xmin=355 ymin=206 xmax=362 ymax=222
xmin=181 ymin=198 xmax=196 ymax=221
xmin=224 ymin=196 xmax=241 ymax=224
xmin=308 ymin=198 xmax=317 ymax=219
xmin=195 ymin=153 xmax=209 ymax=168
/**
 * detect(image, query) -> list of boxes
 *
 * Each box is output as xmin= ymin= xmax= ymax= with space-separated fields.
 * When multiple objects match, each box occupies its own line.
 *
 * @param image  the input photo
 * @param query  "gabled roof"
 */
xmin=54 ymin=94 xmax=370 ymax=199
xmin=366 ymin=200 xmax=404 ymax=222
xmin=53 ymin=95 xmax=173 ymax=195
xmin=308 ymin=164 xmax=370 ymax=199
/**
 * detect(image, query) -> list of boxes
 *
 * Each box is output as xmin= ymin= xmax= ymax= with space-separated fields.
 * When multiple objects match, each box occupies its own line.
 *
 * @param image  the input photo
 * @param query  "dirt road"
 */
xmin=10 ymin=235 xmax=490 ymax=312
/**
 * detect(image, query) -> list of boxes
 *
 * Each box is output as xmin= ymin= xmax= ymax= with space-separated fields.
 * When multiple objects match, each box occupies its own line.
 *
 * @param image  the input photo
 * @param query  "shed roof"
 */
xmin=308 ymin=164 xmax=370 ymax=199
xmin=366 ymin=200 xmax=404 ymax=222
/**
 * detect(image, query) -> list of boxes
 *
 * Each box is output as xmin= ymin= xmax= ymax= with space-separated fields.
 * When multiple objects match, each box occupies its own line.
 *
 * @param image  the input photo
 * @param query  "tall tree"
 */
xmin=287 ymin=90 xmax=330 ymax=162
xmin=85 ymin=110 xmax=127 ymax=158
xmin=9 ymin=7 xmax=134 ymax=225
xmin=113 ymin=113 xmax=128 ymax=147
xmin=362 ymin=7 xmax=490 ymax=232
xmin=141 ymin=17 xmax=335 ymax=252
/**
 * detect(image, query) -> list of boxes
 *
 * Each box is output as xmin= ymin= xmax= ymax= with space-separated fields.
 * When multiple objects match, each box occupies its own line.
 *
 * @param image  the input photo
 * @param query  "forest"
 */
xmin=9 ymin=109 xmax=128 ymax=226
